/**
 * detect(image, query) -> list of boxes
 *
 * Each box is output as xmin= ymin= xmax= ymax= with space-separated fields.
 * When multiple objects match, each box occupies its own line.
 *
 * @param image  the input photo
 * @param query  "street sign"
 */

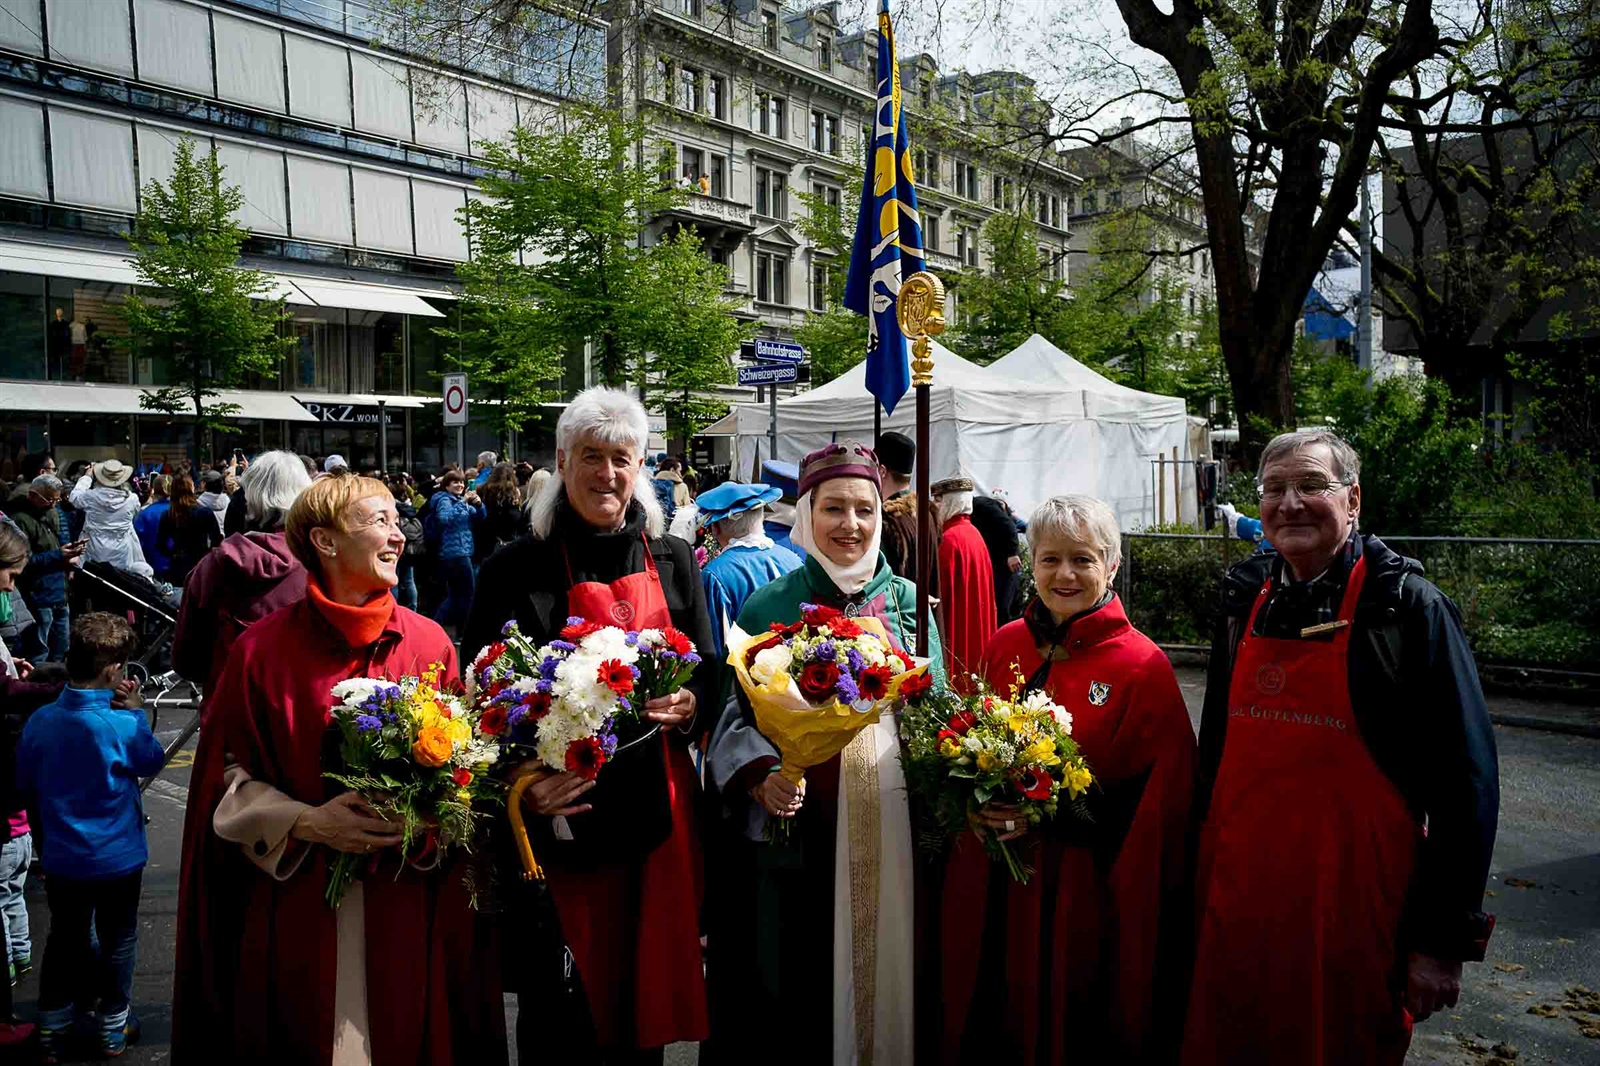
xmin=738 ymin=362 xmax=798 ymax=386
xmin=753 ymin=338 xmax=806 ymax=363
xmin=442 ymin=372 xmax=469 ymax=426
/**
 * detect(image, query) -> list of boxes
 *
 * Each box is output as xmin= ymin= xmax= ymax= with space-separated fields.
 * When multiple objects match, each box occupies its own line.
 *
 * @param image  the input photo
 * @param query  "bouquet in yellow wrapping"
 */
xmin=726 ymin=602 xmax=929 ymax=837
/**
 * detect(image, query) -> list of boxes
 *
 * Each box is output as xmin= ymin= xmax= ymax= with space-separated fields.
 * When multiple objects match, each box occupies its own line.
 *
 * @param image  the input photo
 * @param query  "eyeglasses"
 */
xmin=1257 ymin=476 xmax=1350 ymax=500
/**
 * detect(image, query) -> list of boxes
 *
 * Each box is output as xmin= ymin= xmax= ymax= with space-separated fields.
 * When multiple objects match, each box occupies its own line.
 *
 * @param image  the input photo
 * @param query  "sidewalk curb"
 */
xmin=1489 ymin=712 xmax=1600 ymax=740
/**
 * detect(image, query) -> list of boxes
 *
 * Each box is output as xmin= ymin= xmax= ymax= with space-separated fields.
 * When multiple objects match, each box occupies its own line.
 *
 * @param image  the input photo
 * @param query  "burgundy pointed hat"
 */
xmin=797 ymin=440 xmax=882 ymax=499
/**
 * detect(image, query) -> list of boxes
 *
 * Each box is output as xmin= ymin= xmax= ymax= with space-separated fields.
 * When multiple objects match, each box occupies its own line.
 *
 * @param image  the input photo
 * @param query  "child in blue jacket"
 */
xmin=17 ymin=612 xmax=163 ymax=1060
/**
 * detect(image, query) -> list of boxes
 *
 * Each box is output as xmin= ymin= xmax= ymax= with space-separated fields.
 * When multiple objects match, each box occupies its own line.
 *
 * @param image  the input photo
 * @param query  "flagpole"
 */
xmin=874 ymin=401 xmax=882 ymax=449
xmin=896 ymin=272 xmax=945 ymax=659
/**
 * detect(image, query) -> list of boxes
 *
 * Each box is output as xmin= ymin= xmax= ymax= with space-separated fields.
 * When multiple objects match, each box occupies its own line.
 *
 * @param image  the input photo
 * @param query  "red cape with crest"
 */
xmin=938 ymin=596 xmax=1195 ymax=1064
xmin=170 ymin=595 xmax=505 ymax=1065
xmin=937 ymin=514 xmax=997 ymax=691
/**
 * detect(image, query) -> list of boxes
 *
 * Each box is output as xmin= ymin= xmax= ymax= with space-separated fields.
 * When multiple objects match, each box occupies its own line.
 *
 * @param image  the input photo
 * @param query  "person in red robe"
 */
xmin=939 ymin=494 xmax=1195 ymax=1065
xmin=931 ymin=476 xmax=996 ymax=692
xmin=1182 ymin=430 xmax=1497 ymax=1066
xmin=172 ymin=473 xmax=505 ymax=1066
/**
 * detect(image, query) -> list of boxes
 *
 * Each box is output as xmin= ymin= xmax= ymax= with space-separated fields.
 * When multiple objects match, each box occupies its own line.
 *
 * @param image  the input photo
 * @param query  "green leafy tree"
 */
xmin=794 ymin=155 xmax=868 ymax=386
xmin=432 ymin=280 xmax=565 ymax=440
xmin=950 ymin=213 xmax=1068 ymax=364
xmin=461 ymin=105 xmax=683 ymax=390
xmin=633 ymin=228 xmax=753 ymax=446
xmin=122 ymin=139 xmax=293 ymax=463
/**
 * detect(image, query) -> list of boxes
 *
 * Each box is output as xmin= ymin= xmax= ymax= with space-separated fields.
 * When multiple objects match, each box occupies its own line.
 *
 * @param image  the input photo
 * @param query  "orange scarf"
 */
xmin=307 ymin=579 xmax=395 ymax=648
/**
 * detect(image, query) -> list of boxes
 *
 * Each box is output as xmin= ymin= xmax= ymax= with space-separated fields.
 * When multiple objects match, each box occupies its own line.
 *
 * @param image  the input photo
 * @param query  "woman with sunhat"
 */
xmin=696 ymin=480 xmax=802 ymax=657
xmin=68 ymin=460 xmax=152 ymax=579
xmin=706 ymin=440 xmax=945 ymax=1066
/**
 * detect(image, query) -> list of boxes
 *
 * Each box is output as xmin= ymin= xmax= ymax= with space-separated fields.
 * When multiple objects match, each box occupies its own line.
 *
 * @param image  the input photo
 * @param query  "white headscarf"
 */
xmin=793 ymin=484 xmax=884 ymax=596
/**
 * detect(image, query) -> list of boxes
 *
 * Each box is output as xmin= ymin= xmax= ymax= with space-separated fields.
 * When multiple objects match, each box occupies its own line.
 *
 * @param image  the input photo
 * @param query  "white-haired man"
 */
xmin=472 ymin=450 xmax=497 ymax=489
xmin=462 ymin=387 xmax=714 ymax=1062
xmin=1184 ymin=428 xmax=1498 ymax=1066
xmin=695 ymin=481 xmax=801 ymax=656
xmin=930 ymin=475 xmax=996 ymax=691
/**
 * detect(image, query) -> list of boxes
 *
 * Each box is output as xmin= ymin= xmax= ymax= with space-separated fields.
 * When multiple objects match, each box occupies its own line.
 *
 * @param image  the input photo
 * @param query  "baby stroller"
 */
xmin=75 ymin=561 xmax=182 ymax=687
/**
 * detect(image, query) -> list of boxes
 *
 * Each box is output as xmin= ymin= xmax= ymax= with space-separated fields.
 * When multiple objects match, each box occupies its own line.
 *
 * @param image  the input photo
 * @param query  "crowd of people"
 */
xmin=0 ymin=387 xmax=1499 ymax=1066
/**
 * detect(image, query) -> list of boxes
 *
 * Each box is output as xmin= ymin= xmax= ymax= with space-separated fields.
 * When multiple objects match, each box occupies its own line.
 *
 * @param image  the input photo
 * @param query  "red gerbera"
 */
xmin=829 ymin=618 xmax=863 ymax=639
xmin=1015 ymin=769 xmax=1053 ymax=801
xmin=451 ymin=767 xmax=473 ymax=787
xmin=798 ymin=660 xmax=842 ymax=702
xmin=479 ymin=641 xmax=508 ymax=667
xmin=857 ymin=664 xmax=893 ymax=701
xmin=898 ymin=671 xmax=934 ymax=702
xmin=801 ymin=603 xmax=844 ymax=628
xmin=561 ymin=619 xmax=604 ymax=643
xmin=598 ymin=659 xmax=635 ymax=696
xmin=565 ymin=736 xmax=607 ymax=780
xmin=478 ymin=706 xmax=508 ymax=736
xmin=745 ymin=633 xmax=783 ymax=668
xmin=769 ymin=620 xmax=805 ymax=637
xmin=522 ymin=690 xmax=553 ymax=720
xmin=485 ymin=679 xmax=509 ymax=700
xmin=946 ymin=710 xmax=978 ymax=736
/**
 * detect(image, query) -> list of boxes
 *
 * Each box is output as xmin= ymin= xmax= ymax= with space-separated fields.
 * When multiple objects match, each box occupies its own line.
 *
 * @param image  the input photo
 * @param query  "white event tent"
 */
xmin=727 ymin=334 xmax=1196 ymax=528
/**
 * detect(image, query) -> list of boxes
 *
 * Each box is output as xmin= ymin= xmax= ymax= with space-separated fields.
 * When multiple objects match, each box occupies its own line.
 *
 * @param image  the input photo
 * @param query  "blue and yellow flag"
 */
xmin=843 ymin=0 xmax=925 ymax=416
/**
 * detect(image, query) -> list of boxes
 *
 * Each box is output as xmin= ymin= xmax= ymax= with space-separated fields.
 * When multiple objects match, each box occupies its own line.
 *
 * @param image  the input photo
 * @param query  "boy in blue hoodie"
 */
xmin=16 ymin=612 xmax=164 ymax=1060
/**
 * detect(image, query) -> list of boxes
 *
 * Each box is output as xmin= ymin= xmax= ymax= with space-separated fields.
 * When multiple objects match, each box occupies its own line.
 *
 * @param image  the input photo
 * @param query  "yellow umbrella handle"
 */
xmin=507 ymin=766 xmax=555 ymax=881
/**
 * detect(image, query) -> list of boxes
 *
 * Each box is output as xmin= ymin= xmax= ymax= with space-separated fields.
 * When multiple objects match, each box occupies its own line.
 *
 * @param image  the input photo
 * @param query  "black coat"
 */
xmin=1198 ymin=533 xmax=1499 ymax=961
xmin=970 ymin=495 xmax=1022 ymax=621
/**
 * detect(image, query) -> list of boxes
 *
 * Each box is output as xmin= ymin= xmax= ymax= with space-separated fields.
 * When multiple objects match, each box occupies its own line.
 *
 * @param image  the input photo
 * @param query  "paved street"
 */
xmin=9 ymin=668 xmax=1598 ymax=1064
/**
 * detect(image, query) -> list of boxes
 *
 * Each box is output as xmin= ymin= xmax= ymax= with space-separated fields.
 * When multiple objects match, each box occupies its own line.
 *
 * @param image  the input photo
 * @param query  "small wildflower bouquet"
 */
xmin=323 ymin=664 xmax=503 ymax=907
xmin=726 ymin=602 xmax=929 ymax=839
xmin=898 ymin=669 xmax=1094 ymax=883
xmin=468 ymin=618 xmax=700 ymax=877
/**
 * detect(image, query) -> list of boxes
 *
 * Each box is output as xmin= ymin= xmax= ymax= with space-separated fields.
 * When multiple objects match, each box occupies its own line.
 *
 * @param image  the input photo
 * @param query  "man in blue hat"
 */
xmin=758 ymin=460 xmax=805 ymax=559
xmin=697 ymin=480 xmax=802 ymax=656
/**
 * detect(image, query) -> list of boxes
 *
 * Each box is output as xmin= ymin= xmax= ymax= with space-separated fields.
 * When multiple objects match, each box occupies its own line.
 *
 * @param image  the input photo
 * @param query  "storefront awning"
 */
xmin=286 ymin=277 xmax=446 ymax=317
xmin=293 ymin=392 xmax=430 ymax=409
xmin=0 ymin=239 xmax=454 ymax=316
xmin=2 ymin=381 xmax=320 ymax=422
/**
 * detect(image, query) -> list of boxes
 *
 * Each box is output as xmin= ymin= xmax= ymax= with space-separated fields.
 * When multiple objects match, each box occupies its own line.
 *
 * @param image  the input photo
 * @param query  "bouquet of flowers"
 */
xmin=323 ymin=664 xmax=503 ymax=907
xmin=898 ymin=668 xmax=1094 ymax=883
xmin=468 ymin=618 xmax=700 ymax=877
xmin=726 ymin=602 xmax=929 ymax=839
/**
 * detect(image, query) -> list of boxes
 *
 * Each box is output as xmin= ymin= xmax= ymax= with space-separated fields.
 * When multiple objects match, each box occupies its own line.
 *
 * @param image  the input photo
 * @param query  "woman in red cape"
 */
xmin=171 ymin=473 xmax=504 ymax=1065
xmin=938 ymin=495 xmax=1195 ymax=1065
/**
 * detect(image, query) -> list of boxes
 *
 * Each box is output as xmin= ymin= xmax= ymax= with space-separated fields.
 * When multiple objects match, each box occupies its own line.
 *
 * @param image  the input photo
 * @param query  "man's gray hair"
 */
xmin=528 ymin=387 xmax=662 ymax=539
xmin=30 ymin=473 xmax=62 ymax=494
xmin=477 ymin=450 xmax=498 ymax=467
xmin=243 ymin=449 xmax=313 ymax=532
xmin=714 ymin=508 xmax=765 ymax=542
xmin=1027 ymin=494 xmax=1122 ymax=570
xmin=937 ymin=490 xmax=974 ymax=527
xmin=1258 ymin=428 xmax=1361 ymax=485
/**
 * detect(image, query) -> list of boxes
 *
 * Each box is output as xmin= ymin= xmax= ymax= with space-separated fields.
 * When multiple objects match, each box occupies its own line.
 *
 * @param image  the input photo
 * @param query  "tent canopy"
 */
xmin=731 ymin=335 xmax=1197 ymax=529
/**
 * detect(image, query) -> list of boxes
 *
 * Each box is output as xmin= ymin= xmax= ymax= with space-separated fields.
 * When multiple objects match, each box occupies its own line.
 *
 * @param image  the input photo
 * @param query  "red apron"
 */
xmin=548 ymin=541 xmax=709 ymax=1049
xmin=1182 ymin=555 xmax=1418 ymax=1066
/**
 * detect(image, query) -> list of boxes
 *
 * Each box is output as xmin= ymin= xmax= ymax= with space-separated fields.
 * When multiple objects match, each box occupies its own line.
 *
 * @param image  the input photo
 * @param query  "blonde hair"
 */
xmin=285 ymin=472 xmax=393 ymax=573
xmin=1027 ymin=494 xmax=1122 ymax=570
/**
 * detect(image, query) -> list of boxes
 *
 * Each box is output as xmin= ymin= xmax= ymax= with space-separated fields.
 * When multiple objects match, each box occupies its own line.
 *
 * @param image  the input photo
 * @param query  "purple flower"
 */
xmin=535 ymin=679 xmax=553 ymax=694
xmin=813 ymin=640 xmax=837 ymax=662
xmin=658 ymin=649 xmax=679 ymax=661
xmin=683 ymin=652 xmax=702 ymax=665
xmin=355 ymin=714 xmax=382 ymax=731
xmin=501 ymin=620 xmax=517 ymax=636
xmin=630 ymin=665 xmax=641 ymax=678
xmin=618 ymin=697 xmax=632 ymax=713
xmin=625 ymin=631 xmax=640 ymax=646
xmin=834 ymin=674 xmax=860 ymax=703
xmin=798 ymin=601 xmax=817 ymax=614
xmin=539 ymin=656 xmax=561 ymax=681
xmin=506 ymin=705 xmax=528 ymax=727
xmin=566 ymin=616 xmax=586 ymax=627
xmin=550 ymin=640 xmax=577 ymax=653
xmin=845 ymin=648 xmax=866 ymax=674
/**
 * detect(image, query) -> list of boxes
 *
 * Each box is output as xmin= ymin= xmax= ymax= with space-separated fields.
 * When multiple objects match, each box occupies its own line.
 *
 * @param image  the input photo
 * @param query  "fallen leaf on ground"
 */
xmin=1557 ymin=937 xmax=1576 ymax=945
xmin=1491 ymin=1042 xmax=1519 ymax=1060
xmin=1529 ymin=1003 xmax=1562 ymax=1018
xmin=1484 ymin=889 xmax=1497 ymax=897
xmin=1495 ymin=962 xmax=1526 ymax=973
xmin=1505 ymin=877 xmax=1539 ymax=888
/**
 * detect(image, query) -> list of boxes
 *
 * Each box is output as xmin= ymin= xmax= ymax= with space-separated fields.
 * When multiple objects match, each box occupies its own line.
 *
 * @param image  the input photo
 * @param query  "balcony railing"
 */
xmin=675 ymin=193 xmax=755 ymax=229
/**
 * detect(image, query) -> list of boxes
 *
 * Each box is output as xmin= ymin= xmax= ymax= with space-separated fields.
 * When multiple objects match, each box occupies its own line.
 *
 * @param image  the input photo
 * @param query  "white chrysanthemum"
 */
xmin=751 ymin=644 xmax=793 ymax=686
xmin=636 ymin=628 xmax=665 ymax=648
xmin=581 ymin=626 xmax=637 ymax=662
xmin=331 ymin=677 xmax=385 ymax=707
xmin=885 ymin=654 xmax=908 ymax=674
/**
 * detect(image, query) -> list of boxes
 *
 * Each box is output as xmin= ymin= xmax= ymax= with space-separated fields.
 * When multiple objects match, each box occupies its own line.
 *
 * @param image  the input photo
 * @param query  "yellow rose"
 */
xmin=976 ymin=750 xmax=1000 ymax=772
xmin=446 ymin=716 xmax=472 ymax=746
xmin=412 ymin=726 xmax=452 ymax=768
xmin=1025 ymin=738 xmax=1060 ymax=766
xmin=938 ymin=737 xmax=962 ymax=759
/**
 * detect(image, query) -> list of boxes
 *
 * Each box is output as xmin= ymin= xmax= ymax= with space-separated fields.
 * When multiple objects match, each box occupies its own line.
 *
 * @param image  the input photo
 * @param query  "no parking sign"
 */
xmin=442 ymin=373 xmax=469 ymax=426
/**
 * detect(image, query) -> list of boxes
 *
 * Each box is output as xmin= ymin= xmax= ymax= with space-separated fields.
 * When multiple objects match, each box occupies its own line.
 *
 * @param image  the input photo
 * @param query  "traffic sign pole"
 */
xmin=442 ymin=372 xmax=469 ymax=473
xmin=769 ymin=382 xmax=778 ymax=464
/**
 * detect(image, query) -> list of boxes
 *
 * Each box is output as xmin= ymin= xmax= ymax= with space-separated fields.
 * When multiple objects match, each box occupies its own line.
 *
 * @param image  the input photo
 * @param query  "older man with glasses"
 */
xmin=4 ymin=474 xmax=84 ymax=662
xmin=1182 ymin=428 xmax=1499 ymax=1066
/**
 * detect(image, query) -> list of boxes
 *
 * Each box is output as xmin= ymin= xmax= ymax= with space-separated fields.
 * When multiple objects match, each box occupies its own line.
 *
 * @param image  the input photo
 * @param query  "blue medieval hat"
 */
xmin=696 ymin=481 xmax=783 ymax=527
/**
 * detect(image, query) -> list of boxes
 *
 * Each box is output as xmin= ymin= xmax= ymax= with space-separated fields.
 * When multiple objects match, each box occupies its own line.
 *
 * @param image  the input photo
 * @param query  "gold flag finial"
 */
xmin=896 ymin=271 xmax=945 ymax=387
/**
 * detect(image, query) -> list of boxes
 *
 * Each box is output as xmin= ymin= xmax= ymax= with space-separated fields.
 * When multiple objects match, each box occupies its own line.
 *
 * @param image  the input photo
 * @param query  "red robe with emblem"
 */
xmin=938 ymin=596 xmax=1195 ymax=1065
xmin=937 ymin=514 xmax=997 ymax=691
xmin=173 ymin=593 xmax=505 ymax=1065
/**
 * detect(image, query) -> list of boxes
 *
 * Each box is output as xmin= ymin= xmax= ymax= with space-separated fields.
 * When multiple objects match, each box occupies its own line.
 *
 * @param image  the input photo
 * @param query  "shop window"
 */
xmin=47 ymin=278 xmax=131 ymax=384
xmin=0 ymin=271 xmax=45 ymax=381
xmin=287 ymin=304 xmax=349 ymax=393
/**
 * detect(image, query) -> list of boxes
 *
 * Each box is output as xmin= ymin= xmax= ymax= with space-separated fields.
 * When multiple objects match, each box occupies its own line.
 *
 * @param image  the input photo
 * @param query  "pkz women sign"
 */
xmin=297 ymin=400 xmax=395 ymax=425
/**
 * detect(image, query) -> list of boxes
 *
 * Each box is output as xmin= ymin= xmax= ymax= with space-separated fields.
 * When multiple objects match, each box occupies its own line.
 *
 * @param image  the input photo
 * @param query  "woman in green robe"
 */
xmin=705 ymin=440 xmax=945 ymax=1066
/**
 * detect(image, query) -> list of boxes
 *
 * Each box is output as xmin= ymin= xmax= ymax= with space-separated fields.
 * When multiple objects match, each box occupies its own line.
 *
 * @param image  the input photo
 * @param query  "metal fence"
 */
xmin=1114 ymin=532 xmax=1600 ymax=679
